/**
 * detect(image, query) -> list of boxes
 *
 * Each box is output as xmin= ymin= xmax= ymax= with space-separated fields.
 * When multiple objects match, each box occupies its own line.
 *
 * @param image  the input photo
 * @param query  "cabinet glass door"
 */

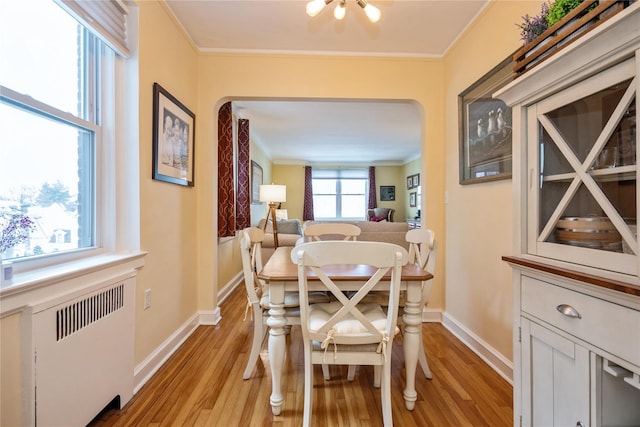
xmin=529 ymin=61 xmax=638 ymax=274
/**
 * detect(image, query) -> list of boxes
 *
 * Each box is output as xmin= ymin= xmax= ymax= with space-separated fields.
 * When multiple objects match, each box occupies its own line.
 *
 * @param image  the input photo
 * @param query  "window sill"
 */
xmin=0 ymin=251 xmax=146 ymax=315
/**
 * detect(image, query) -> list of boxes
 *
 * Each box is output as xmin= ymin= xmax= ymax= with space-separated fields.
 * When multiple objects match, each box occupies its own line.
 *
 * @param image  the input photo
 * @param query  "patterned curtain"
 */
xmin=368 ymin=166 xmax=377 ymax=209
xmin=236 ymin=118 xmax=250 ymax=230
xmin=303 ymin=166 xmax=314 ymax=221
xmin=218 ymin=102 xmax=235 ymax=237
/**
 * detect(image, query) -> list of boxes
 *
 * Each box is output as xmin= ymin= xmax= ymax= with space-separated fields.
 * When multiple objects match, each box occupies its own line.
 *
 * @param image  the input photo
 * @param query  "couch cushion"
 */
xmin=258 ymin=218 xmax=303 ymax=235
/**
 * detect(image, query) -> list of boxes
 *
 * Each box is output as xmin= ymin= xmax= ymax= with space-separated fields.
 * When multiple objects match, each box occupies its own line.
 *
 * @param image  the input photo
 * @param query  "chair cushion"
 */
xmin=261 ymin=291 xmax=331 ymax=309
xmin=309 ymin=302 xmax=387 ymax=334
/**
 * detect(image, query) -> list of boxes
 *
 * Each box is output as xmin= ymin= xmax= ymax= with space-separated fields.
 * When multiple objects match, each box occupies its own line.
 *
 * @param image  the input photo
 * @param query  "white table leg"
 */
xmin=402 ymin=281 xmax=422 ymax=410
xmin=267 ymin=282 xmax=287 ymax=415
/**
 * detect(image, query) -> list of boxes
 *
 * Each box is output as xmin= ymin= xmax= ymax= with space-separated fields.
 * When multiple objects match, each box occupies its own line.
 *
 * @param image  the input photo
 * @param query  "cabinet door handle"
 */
xmin=557 ymin=304 xmax=582 ymax=319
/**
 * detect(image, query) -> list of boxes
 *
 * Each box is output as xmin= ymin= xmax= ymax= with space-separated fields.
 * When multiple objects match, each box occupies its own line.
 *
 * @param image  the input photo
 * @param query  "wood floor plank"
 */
xmin=90 ymin=285 xmax=513 ymax=426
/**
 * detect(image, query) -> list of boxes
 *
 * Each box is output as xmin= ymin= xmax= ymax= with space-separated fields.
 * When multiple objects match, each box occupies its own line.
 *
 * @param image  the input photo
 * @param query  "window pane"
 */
xmin=342 ymin=179 xmax=366 ymax=194
xmin=313 ymin=195 xmax=336 ymax=218
xmin=0 ymin=0 xmax=83 ymax=116
xmin=313 ymin=179 xmax=336 ymax=194
xmin=0 ymin=103 xmax=95 ymax=260
xmin=341 ymin=195 xmax=365 ymax=218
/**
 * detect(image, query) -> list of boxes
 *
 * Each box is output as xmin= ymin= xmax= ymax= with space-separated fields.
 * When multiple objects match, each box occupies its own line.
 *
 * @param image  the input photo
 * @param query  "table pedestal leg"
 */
xmin=402 ymin=283 xmax=422 ymax=411
xmin=267 ymin=297 xmax=287 ymax=415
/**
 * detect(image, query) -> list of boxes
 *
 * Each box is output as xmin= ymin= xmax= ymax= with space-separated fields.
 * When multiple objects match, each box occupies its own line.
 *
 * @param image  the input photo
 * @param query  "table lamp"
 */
xmin=259 ymin=184 xmax=286 ymax=248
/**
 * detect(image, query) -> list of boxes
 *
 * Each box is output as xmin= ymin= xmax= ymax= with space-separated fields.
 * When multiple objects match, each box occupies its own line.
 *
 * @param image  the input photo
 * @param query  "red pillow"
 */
xmin=371 ymin=216 xmax=385 ymax=222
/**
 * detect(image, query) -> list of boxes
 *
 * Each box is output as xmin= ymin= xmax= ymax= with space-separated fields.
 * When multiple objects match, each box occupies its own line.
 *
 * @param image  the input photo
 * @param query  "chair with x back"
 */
xmin=240 ymin=227 xmax=331 ymax=379
xmin=302 ymin=222 xmax=362 ymax=242
xmin=292 ymin=240 xmax=409 ymax=427
xmin=405 ymin=228 xmax=437 ymax=379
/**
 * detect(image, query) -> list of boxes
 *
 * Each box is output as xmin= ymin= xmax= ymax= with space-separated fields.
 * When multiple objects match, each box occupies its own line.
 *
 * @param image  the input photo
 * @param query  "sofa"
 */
xmin=257 ymin=218 xmax=303 ymax=260
xmin=302 ymin=220 xmax=409 ymax=249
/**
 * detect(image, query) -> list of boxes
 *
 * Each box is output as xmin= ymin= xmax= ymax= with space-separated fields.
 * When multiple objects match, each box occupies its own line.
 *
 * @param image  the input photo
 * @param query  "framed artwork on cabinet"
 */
xmin=459 ymin=53 xmax=515 ymax=185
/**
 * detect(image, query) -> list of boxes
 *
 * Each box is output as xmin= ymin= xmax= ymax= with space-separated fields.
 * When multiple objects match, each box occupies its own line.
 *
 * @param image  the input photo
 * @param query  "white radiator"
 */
xmin=31 ymin=277 xmax=135 ymax=426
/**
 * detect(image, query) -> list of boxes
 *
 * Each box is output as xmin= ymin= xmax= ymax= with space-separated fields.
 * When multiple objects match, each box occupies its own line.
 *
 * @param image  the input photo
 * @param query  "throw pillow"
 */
xmin=371 ymin=216 xmax=385 ymax=222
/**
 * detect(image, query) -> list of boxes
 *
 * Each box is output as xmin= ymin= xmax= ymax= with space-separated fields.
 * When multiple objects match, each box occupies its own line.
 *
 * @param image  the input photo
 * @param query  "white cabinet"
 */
xmin=498 ymin=4 xmax=640 ymax=426
xmin=521 ymin=318 xmax=590 ymax=427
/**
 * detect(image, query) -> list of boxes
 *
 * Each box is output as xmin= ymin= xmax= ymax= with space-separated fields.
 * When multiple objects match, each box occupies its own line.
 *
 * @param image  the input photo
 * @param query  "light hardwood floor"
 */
xmin=91 ymin=286 xmax=513 ymax=426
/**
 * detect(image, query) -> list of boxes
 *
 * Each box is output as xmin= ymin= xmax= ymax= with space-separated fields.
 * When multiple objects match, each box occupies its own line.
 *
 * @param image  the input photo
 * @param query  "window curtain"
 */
xmin=236 ymin=119 xmax=250 ymax=230
xmin=218 ymin=102 xmax=235 ymax=237
xmin=368 ymin=166 xmax=377 ymax=209
xmin=55 ymin=0 xmax=129 ymax=57
xmin=303 ymin=166 xmax=314 ymax=221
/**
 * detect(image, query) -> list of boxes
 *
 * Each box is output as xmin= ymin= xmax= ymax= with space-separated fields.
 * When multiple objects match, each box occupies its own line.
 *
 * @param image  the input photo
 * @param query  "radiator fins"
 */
xmin=55 ymin=284 xmax=124 ymax=341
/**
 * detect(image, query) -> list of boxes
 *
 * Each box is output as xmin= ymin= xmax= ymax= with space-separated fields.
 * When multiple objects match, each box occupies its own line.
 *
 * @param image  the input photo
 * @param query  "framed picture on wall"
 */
xmin=459 ymin=53 xmax=515 ymax=184
xmin=412 ymin=174 xmax=419 ymax=188
xmin=152 ymin=82 xmax=195 ymax=186
xmin=251 ymin=160 xmax=263 ymax=203
xmin=407 ymin=176 xmax=413 ymax=189
xmin=410 ymin=192 xmax=417 ymax=207
xmin=380 ymin=185 xmax=395 ymax=201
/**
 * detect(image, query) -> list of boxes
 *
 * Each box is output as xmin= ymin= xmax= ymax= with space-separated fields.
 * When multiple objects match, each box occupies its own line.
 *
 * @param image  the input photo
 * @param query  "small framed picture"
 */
xmin=152 ymin=83 xmax=195 ymax=186
xmin=412 ymin=174 xmax=419 ymax=188
xmin=407 ymin=176 xmax=413 ymax=189
xmin=410 ymin=192 xmax=417 ymax=207
xmin=380 ymin=185 xmax=395 ymax=201
xmin=251 ymin=161 xmax=263 ymax=203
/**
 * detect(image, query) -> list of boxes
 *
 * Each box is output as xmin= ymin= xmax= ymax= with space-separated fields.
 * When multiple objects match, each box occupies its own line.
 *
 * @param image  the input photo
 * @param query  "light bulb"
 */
xmin=306 ymin=0 xmax=327 ymax=17
xmin=334 ymin=2 xmax=346 ymax=20
xmin=364 ymin=4 xmax=381 ymax=23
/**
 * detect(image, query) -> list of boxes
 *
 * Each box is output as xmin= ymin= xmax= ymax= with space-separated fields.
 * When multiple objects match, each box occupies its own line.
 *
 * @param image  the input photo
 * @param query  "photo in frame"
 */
xmin=409 ymin=192 xmax=417 ymax=207
xmin=152 ymin=83 xmax=195 ymax=186
xmin=407 ymin=176 xmax=413 ymax=189
xmin=459 ymin=53 xmax=515 ymax=184
xmin=251 ymin=161 xmax=263 ymax=204
xmin=412 ymin=174 xmax=419 ymax=188
xmin=380 ymin=185 xmax=395 ymax=201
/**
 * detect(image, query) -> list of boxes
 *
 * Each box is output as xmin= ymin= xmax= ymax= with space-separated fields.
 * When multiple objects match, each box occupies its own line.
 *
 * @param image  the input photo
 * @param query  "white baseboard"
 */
xmin=422 ymin=308 xmax=442 ymax=323
xmin=133 ymin=312 xmax=200 ymax=393
xmin=199 ymin=307 xmax=221 ymax=325
xmin=441 ymin=312 xmax=513 ymax=384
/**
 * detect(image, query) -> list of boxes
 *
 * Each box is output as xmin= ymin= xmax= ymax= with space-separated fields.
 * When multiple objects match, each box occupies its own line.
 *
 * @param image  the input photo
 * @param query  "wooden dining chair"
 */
xmin=302 ymin=222 xmax=362 ymax=242
xmin=405 ymin=228 xmax=437 ymax=379
xmin=240 ymin=227 xmax=330 ymax=380
xmin=292 ymin=240 xmax=409 ymax=427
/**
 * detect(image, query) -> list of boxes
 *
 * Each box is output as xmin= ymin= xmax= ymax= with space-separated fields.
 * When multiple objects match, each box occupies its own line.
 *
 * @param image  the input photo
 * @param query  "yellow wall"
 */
xmin=199 ymin=54 xmax=447 ymax=314
xmin=443 ymin=0 xmax=541 ymax=361
xmin=135 ymin=0 xmax=200 ymax=362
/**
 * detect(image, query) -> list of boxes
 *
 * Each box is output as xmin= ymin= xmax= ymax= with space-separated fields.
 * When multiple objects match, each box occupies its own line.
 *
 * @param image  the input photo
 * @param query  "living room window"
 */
xmin=312 ymin=169 xmax=368 ymax=220
xmin=0 ymin=0 xmax=129 ymax=266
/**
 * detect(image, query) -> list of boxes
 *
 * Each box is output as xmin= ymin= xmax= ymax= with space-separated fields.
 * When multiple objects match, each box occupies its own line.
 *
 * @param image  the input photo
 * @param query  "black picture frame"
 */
xmin=410 ymin=192 xmax=417 ymax=207
xmin=412 ymin=174 xmax=419 ymax=188
xmin=251 ymin=160 xmax=263 ymax=204
xmin=152 ymin=83 xmax=195 ymax=186
xmin=459 ymin=53 xmax=515 ymax=184
xmin=380 ymin=185 xmax=395 ymax=201
xmin=407 ymin=176 xmax=413 ymax=189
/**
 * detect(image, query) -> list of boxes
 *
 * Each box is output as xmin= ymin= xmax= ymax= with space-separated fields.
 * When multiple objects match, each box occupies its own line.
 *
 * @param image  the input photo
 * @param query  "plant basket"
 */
xmin=513 ymin=0 xmax=633 ymax=76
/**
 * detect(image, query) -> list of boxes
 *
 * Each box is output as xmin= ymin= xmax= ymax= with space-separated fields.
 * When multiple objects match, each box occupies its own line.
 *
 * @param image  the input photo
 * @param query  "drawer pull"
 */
xmin=557 ymin=304 xmax=581 ymax=319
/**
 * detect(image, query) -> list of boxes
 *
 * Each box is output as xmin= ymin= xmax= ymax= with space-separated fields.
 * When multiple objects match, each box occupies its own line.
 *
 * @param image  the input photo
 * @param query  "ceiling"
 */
xmin=164 ymin=0 xmax=489 ymax=164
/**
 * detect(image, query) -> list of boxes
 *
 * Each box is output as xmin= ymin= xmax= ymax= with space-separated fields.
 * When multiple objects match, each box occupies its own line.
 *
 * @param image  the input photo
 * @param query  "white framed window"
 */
xmin=0 ymin=0 xmax=131 ymax=268
xmin=312 ymin=169 xmax=368 ymax=220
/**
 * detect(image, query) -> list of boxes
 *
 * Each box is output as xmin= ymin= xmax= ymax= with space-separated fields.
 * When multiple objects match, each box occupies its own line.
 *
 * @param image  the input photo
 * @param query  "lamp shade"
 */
xmin=259 ymin=184 xmax=286 ymax=203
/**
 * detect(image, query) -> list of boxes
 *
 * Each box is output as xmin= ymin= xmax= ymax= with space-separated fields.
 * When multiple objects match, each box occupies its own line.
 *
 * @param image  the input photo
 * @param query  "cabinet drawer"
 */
xmin=521 ymin=276 xmax=640 ymax=367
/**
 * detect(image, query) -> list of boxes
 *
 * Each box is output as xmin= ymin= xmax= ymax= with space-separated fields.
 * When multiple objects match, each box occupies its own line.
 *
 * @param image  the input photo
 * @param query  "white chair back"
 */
xmin=291 ymin=240 xmax=408 ymax=426
xmin=240 ymin=227 xmax=266 ymax=306
xmin=303 ymin=222 xmax=361 ymax=242
xmin=406 ymin=228 xmax=436 ymax=274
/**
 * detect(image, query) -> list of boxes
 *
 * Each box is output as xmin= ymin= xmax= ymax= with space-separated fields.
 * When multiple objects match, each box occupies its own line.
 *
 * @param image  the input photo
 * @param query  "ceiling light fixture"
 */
xmin=306 ymin=0 xmax=381 ymax=23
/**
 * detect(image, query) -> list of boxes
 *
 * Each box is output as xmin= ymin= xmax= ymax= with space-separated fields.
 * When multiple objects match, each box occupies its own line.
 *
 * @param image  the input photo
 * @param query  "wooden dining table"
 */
xmin=257 ymin=246 xmax=432 ymax=416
